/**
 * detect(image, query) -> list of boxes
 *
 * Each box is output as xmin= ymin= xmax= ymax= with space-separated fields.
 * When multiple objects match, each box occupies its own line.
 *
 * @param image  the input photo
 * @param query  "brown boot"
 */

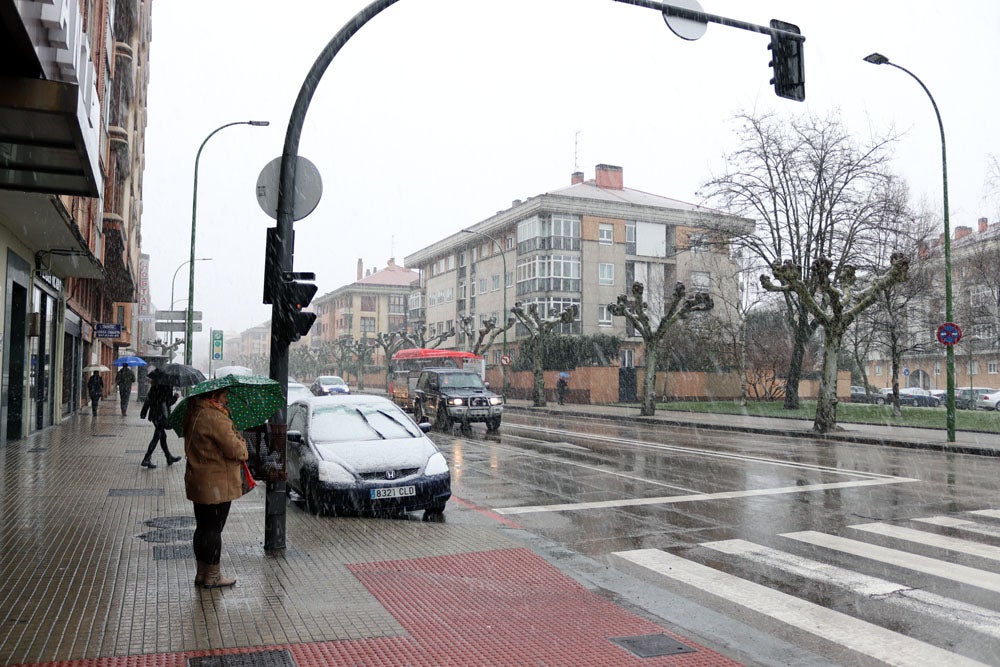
xmin=194 ymin=560 xmax=207 ymax=586
xmin=201 ymin=562 xmax=236 ymax=588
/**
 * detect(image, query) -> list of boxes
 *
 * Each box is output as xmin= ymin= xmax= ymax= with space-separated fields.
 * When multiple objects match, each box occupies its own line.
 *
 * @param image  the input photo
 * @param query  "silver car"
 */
xmin=286 ymin=395 xmax=451 ymax=519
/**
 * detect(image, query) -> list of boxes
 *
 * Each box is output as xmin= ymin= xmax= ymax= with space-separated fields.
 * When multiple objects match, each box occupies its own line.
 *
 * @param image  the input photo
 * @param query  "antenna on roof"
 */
xmin=391 ymin=234 xmax=395 ymax=258
xmin=574 ymin=130 xmax=582 ymax=172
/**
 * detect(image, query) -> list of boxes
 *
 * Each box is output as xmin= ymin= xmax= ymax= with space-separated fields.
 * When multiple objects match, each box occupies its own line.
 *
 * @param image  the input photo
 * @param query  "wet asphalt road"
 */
xmin=433 ymin=410 xmax=1000 ymax=666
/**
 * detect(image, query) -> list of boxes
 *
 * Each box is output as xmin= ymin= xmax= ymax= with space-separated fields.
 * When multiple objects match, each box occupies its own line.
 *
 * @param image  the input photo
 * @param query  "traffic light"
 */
xmin=767 ymin=19 xmax=804 ymax=102
xmin=275 ymin=275 xmax=317 ymax=342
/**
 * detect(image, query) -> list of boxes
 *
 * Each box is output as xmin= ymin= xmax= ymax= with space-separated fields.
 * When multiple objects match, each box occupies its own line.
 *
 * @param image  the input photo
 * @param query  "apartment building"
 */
xmin=0 ymin=0 xmax=152 ymax=438
xmin=404 ymin=164 xmax=751 ymax=367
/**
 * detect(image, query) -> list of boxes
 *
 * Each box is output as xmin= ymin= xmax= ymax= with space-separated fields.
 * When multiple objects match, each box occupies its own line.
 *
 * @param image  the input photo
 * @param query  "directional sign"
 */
xmin=937 ymin=322 xmax=962 ymax=346
xmin=95 ymin=323 xmax=122 ymax=338
xmin=155 ymin=310 xmax=202 ymax=320
xmin=211 ymin=329 xmax=224 ymax=361
xmin=155 ymin=322 xmax=202 ymax=332
xmin=500 ymin=354 xmax=512 ymax=366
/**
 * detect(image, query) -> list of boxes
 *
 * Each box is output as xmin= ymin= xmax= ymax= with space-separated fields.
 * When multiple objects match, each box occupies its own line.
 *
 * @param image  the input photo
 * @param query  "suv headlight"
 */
xmin=489 ymin=396 xmax=503 ymax=406
xmin=448 ymin=397 xmax=464 ymax=406
xmin=317 ymin=461 xmax=354 ymax=484
xmin=424 ymin=452 xmax=449 ymax=476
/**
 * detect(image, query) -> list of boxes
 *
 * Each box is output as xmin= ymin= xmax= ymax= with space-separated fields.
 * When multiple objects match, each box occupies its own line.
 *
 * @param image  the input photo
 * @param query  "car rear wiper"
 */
xmin=354 ymin=409 xmax=386 ymax=439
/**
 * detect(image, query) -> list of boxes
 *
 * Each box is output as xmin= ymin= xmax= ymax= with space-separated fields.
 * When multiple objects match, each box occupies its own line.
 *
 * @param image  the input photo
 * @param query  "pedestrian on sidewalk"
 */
xmin=556 ymin=372 xmax=570 ymax=405
xmin=139 ymin=374 xmax=180 ymax=468
xmin=87 ymin=371 xmax=104 ymax=416
xmin=183 ymin=387 xmax=248 ymax=588
xmin=115 ymin=364 xmax=136 ymax=416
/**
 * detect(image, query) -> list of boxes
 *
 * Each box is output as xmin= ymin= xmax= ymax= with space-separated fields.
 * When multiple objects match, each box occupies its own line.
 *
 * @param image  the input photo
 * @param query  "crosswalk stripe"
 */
xmin=782 ymin=530 xmax=1000 ymax=594
xmin=703 ymin=539 xmax=1000 ymax=640
xmin=850 ymin=522 xmax=1000 ymax=562
xmin=969 ymin=509 xmax=1000 ymax=519
xmin=610 ymin=548 xmax=988 ymax=667
xmin=913 ymin=516 xmax=1000 ymax=537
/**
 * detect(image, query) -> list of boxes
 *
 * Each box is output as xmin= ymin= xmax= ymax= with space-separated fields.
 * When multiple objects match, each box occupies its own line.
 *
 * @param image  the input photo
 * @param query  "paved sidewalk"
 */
xmin=0 ymin=397 xmax=741 ymax=667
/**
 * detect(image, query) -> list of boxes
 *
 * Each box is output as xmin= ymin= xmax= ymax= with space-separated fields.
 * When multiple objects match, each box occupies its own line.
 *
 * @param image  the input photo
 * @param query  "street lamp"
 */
xmin=185 ymin=120 xmax=269 ymax=365
xmin=461 ymin=228 xmax=509 ymax=398
xmin=171 ymin=257 xmax=211 ymax=350
xmin=864 ymin=53 xmax=956 ymax=442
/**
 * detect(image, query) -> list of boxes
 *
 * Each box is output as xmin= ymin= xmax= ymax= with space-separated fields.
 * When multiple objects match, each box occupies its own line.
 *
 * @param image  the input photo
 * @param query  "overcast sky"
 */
xmin=140 ymin=0 xmax=1000 ymax=360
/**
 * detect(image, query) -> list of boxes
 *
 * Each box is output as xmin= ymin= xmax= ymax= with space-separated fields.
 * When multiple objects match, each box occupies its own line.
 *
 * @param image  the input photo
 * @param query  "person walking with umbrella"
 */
xmin=139 ymin=371 xmax=181 ymax=468
xmin=556 ymin=372 xmax=570 ymax=405
xmin=182 ymin=386 xmax=248 ymax=588
xmin=115 ymin=364 xmax=136 ymax=416
xmin=87 ymin=371 xmax=104 ymax=416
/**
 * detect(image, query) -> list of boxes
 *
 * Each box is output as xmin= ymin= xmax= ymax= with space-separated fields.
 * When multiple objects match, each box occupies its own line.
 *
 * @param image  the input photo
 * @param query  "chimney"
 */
xmin=955 ymin=225 xmax=972 ymax=240
xmin=979 ymin=217 xmax=989 ymax=233
xmin=512 ymin=199 xmax=522 ymax=207
xmin=594 ymin=164 xmax=623 ymax=190
xmin=357 ymin=258 xmax=363 ymax=280
xmin=387 ymin=257 xmax=396 ymax=267
xmin=571 ymin=171 xmax=584 ymax=185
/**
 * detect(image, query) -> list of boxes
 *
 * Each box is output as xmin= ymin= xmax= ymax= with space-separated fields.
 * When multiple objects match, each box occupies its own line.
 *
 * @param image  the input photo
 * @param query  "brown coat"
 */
xmin=183 ymin=399 xmax=248 ymax=505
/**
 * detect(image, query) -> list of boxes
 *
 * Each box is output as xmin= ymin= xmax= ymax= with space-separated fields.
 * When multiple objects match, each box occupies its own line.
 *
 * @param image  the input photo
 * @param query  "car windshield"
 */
xmin=319 ymin=376 xmax=345 ymax=385
xmin=311 ymin=403 xmax=420 ymax=442
xmin=439 ymin=372 xmax=484 ymax=389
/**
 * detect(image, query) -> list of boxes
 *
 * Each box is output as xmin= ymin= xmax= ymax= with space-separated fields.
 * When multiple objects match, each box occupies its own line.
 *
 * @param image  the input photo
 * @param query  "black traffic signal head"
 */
xmin=768 ymin=19 xmax=805 ymax=102
xmin=275 ymin=279 xmax=317 ymax=342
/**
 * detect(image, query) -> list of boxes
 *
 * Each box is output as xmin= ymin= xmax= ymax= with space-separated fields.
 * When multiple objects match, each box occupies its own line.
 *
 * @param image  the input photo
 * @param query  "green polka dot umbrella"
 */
xmin=168 ymin=374 xmax=284 ymax=437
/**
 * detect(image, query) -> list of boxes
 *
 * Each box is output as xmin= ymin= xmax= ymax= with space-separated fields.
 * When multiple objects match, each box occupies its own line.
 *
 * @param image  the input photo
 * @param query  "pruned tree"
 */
xmin=761 ymin=251 xmax=910 ymax=433
xmin=373 ymin=330 xmax=406 ymax=391
xmin=459 ymin=314 xmax=515 ymax=357
xmin=351 ymin=338 xmax=374 ymax=390
xmin=609 ymin=281 xmax=714 ymax=416
xmin=701 ymin=111 xmax=901 ymax=411
xmin=400 ymin=323 xmax=455 ymax=350
xmin=510 ymin=301 xmax=578 ymax=407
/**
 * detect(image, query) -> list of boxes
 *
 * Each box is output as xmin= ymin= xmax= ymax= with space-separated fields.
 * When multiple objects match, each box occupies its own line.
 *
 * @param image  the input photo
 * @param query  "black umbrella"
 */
xmin=148 ymin=364 xmax=206 ymax=387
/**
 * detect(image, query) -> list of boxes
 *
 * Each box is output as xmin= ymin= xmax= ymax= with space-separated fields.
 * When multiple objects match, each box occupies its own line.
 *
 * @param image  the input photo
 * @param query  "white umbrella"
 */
xmin=83 ymin=364 xmax=111 ymax=372
xmin=213 ymin=365 xmax=254 ymax=379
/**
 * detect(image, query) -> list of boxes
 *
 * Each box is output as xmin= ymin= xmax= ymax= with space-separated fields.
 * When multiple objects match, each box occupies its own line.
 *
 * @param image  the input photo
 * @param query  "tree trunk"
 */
xmin=641 ymin=347 xmax=658 ymax=416
xmin=532 ymin=346 xmax=546 ymax=407
xmin=738 ymin=321 xmax=749 ymax=407
xmin=783 ymin=315 xmax=813 ymax=410
xmin=813 ymin=330 xmax=843 ymax=433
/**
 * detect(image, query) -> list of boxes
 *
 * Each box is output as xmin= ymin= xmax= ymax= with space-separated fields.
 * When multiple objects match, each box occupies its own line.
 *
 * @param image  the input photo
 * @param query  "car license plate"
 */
xmin=371 ymin=486 xmax=416 ymax=500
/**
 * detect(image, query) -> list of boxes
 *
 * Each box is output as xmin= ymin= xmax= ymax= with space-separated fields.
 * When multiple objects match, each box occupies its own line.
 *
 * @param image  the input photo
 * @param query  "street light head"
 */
xmin=248 ymin=120 xmax=270 ymax=126
xmin=863 ymin=53 xmax=889 ymax=65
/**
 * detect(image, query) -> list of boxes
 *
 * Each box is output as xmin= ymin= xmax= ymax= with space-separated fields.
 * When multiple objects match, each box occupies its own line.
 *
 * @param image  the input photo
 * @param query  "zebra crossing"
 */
xmin=611 ymin=509 xmax=1000 ymax=666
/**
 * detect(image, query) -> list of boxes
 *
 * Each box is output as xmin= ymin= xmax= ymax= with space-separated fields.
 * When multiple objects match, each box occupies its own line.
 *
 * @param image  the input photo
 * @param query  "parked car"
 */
xmin=955 ymin=387 xmax=995 ymax=410
xmin=311 ymin=375 xmax=350 ymax=396
xmin=850 ymin=386 xmax=885 ymax=404
xmin=287 ymin=381 xmax=312 ymax=406
xmin=975 ymin=389 xmax=1000 ymax=411
xmin=413 ymin=367 xmax=504 ymax=432
xmin=285 ymin=395 xmax=451 ymax=518
xmin=897 ymin=387 xmax=941 ymax=407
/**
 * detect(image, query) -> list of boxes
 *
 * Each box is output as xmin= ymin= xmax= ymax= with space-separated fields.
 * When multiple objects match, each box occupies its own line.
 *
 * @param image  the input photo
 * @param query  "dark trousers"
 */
xmin=193 ymin=501 xmax=232 ymax=565
xmin=119 ymin=387 xmax=131 ymax=414
xmin=89 ymin=395 xmax=100 ymax=416
xmin=143 ymin=426 xmax=172 ymax=461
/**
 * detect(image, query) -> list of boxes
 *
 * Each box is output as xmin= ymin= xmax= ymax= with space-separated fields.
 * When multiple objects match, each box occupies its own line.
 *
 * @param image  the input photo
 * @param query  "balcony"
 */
xmin=102 ymin=215 xmax=135 ymax=302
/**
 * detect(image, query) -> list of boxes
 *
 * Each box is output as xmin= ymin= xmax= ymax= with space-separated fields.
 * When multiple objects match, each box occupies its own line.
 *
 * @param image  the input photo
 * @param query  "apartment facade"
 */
xmin=0 ymin=0 xmax=152 ymax=439
xmin=404 ymin=164 xmax=751 ymax=368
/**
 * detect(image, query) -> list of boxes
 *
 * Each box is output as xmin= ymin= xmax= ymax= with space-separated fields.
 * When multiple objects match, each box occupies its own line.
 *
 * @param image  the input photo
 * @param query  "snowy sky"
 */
xmin=140 ymin=0 xmax=1000 ymax=358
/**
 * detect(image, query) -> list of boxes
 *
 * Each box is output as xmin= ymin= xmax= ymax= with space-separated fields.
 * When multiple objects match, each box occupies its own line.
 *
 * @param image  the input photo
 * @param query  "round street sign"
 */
xmin=256 ymin=156 xmax=322 ymax=221
xmin=937 ymin=322 xmax=962 ymax=346
xmin=661 ymin=0 xmax=708 ymax=41
xmin=500 ymin=354 xmax=512 ymax=366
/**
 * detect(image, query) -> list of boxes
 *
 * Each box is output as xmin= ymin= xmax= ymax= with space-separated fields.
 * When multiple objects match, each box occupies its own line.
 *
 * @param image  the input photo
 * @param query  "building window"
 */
xmin=492 ymin=274 xmax=501 ymax=291
xmin=447 ymin=287 xmax=454 ymax=302
xmin=690 ymin=271 xmax=711 ymax=292
xmin=479 ymin=278 xmax=488 ymax=294
xmin=598 ymin=304 xmax=612 ymax=326
xmin=505 ymin=235 xmax=514 ymax=250
xmin=388 ymin=294 xmax=406 ymax=314
xmin=458 ymin=251 xmax=466 ymax=267
xmin=360 ymin=317 xmax=375 ymax=334
xmin=599 ymin=263 xmax=614 ymax=286
xmin=621 ymin=349 xmax=634 ymax=368
xmin=934 ymin=361 xmax=941 ymax=375
xmin=875 ymin=365 xmax=882 ymax=376
xmin=458 ymin=281 xmax=466 ymax=299
xmin=989 ymin=362 xmax=999 ymax=374
xmin=505 ymin=271 xmax=514 ymax=288
xmin=447 ymin=255 xmax=455 ymax=271
xmin=361 ymin=295 xmax=376 ymax=311
xmin=599 ymin=224 xmax=613 ymax=245
xmin=689 ymin=232 xmax=708 ymax=252
xmin=968 ymin=361 xmax=979 ymax=375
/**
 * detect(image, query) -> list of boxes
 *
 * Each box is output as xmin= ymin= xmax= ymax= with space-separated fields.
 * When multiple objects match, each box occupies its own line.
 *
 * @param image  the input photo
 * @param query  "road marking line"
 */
xmin=703 ymin=539 xmax=1000 ymax=640
xmin=494 ymin=477 xmax=917 ymax=515
xmin=782 ymin=531 xmax=1000 ymax=594
xmin=913 ymin=515 xmax=1000 ymax=538
xmin=849 ymin=523 xmax=1000 ymax=562
xmin=610 ymin=548 xmax=987 ymax=667
xmin=969 ymin=509 xmax=1000 ymax=519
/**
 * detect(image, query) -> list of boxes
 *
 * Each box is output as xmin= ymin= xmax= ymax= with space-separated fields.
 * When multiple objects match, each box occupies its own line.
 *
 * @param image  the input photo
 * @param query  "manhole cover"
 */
xmin=145 ymin=516 xmax=196 ymax=529
xmin=610 ymin=633 xmax=696 ymax=658
xmin=138 ymin=528 xmax=194 ymax=543
xmin=188 ymin=649 xmax=297 ymax=667
xmin=26 ymin=448 xmax=46 ymax=453
xmin=109 ymin=488 xmax=164 ymax=497
xmin=153 ymin=544 xmax=191 ymax=560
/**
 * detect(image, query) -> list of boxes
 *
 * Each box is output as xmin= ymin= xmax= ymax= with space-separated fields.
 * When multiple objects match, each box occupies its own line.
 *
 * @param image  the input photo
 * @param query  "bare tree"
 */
xmin=761 ymin=252 xmax=909 ymax=433
xmin=400 ymin=323 xmax=455 ymax=350
xmin=458 ymin=314 xmax=515 ymax=357
xmin=373 ymin=330 xmax=406 ymax=391
xmin=609 ymin=281 xmax=713 ymax=416
xmin=510 ymin=302 xmax=578 ymax=407
xmin=701 ymin=111 xmax=901 ymax=411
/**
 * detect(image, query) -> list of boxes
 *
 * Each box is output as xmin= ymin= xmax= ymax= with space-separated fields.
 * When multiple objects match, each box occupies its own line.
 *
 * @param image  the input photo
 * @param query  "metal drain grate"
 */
xmin=610 ymin=633 xmax=697 ymax=658
xmin=188 ymin=649 xmax=297 ymax=667
xmin=109 ymin=488 xmax=164 ymax=497
xmin=138 ymin=528 xmax=194 ymax=543
xmin=26 ymin=448 xmax=47 ymax=452
xmin=145 ymin=516 xmax=196 ymax=528
xmin=153 ymin=544 xmax=191 ymax=560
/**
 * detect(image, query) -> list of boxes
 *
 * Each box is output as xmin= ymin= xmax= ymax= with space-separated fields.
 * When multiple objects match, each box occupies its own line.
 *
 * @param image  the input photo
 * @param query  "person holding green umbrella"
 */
xmin=182 ymin=386 xmax=248 ymax=588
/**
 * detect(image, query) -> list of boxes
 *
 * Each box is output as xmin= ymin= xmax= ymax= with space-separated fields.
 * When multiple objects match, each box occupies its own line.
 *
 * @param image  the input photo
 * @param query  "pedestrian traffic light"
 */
xmin=275 ymin=276 xmax=317 ymax=342
xmin=767 ymin=19 xmax=804 ymax=102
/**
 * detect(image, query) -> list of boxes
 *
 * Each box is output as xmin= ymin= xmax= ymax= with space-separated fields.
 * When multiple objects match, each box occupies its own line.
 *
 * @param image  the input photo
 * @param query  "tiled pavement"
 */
xmin=0 ymin=396 xmax=742 ymax=667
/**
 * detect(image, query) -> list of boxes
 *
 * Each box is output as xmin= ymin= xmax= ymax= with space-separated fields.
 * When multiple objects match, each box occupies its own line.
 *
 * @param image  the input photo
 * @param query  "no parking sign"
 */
xmin=936 ymin=322 xmax=962 ymax=346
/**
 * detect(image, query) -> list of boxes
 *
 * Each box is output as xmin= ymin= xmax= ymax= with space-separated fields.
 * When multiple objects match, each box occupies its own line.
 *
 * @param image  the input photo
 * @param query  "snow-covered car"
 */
xmin=897 ymin=387 xmax=940 ymax=407
xmin=286 ymin=381 xmax=312 ymax=406
xmin=975 ymin=389 xmax=1000 ymax=411
xmin=285 ymin=395 xmax=450 ymax=518
xmin=310 ymin=375 xmax=350 ymax=395
xmin=850 ymin=386 xmax=885 ymax=404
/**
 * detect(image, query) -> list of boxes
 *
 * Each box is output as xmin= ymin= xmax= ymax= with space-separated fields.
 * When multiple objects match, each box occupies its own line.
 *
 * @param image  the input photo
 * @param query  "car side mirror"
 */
xmin=287 ymin=430 xmax=303 ymax=444
xmin=418 ymin=421 xmax=432 ymax=433
xmin=484 ymin=381 xmax=490 ymax=389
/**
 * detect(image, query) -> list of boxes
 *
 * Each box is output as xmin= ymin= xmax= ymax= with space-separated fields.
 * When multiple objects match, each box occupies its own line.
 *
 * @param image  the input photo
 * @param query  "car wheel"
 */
xmin=423 ymin=504 xmax=446 ymax=521
xmin=875 ymin=397 xmax=885 ymax=405
xmin=486 ymin=417 xmax=501 ymax=432
xmin=413 ymin=402 xmax=426 ymax=424
xmin=436 ymin=404 xmax=451 ymax=432
xmin=994 ymin=402 xmax=1000 ymax=411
